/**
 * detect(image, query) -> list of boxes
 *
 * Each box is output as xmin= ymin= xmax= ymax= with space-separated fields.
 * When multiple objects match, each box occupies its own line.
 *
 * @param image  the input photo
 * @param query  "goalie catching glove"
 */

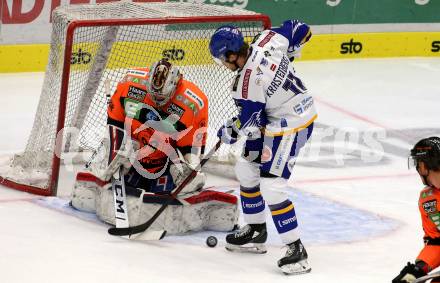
xmin=170 ymin=152 xmax=206 ymax=195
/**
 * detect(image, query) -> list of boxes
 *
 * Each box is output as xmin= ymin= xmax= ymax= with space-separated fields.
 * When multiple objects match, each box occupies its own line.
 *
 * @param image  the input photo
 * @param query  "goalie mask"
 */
xmin=147 ymin=59 xmax=182 ymax=107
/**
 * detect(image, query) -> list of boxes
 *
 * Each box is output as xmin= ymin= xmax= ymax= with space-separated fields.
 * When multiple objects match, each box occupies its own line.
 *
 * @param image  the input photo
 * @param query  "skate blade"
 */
xmin=225 ymin=243 xmax=267 ymax=254
xmin=280 ymin=259 xmax=311 ymax=275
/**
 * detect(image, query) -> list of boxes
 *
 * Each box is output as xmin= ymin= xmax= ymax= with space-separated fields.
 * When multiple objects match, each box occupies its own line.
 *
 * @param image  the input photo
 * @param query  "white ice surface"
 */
xmin=1 ymin=57 xmax=440 ymax=283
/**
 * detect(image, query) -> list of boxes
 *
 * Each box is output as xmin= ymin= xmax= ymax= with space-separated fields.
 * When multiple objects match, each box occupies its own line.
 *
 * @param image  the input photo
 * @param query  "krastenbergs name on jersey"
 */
xmin=266 ymin=55 xmax=290 ymax=97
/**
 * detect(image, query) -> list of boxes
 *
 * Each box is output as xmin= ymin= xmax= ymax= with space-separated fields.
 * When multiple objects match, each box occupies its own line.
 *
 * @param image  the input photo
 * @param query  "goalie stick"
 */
xmin=108 ymin=139 xmax=222 ymax=238
xmin=110 ymin=166 xmax=167 ymax=241
xmin=112 ymin=167 xmax=129 ymax=230
xmin=414 ymin=271 xmax=440 ymax=283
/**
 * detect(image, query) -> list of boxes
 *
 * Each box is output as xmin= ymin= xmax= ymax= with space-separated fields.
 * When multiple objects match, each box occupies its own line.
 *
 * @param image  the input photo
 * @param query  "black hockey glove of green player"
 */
xmin=392 ymin=261 xmax=427 ymax=283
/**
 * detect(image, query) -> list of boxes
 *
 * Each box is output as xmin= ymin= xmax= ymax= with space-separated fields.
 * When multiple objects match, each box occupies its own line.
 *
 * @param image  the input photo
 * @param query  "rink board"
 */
xmin=1 ymin=31 xmax=440 ymax=72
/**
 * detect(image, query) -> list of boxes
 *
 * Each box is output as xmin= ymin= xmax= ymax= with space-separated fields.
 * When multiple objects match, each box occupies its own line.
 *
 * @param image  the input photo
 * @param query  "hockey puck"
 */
xmin=206 ymin=236 xmax=217 ymax=248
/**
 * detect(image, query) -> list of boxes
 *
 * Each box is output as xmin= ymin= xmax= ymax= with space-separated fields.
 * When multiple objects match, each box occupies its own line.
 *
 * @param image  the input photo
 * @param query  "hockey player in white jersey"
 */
xmin=209 ymin=20 xmax=317 ymax=275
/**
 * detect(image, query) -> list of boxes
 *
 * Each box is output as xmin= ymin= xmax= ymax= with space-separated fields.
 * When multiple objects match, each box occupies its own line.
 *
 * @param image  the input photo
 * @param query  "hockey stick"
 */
xmin=108 ymin=139 xmax=222 ymax=238
xmin=112 ymin=167 xmax=129 ymax=230
xmin=112 ymin=166 xmax=167 ymax=241
xmin=414 ymin=271 xmax=440 ymax=283
xmin=109 ymin=165 xmax=167 ymax=241
xmin=110 ymin=161 xmax=167 ymax=240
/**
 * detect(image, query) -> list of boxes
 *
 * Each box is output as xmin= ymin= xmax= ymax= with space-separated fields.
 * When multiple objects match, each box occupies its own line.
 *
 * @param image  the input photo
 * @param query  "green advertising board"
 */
xmin=169 ymin=0 xmax=440 ymax=26
xmin=1 ymin=0 xmax=439 ymax=72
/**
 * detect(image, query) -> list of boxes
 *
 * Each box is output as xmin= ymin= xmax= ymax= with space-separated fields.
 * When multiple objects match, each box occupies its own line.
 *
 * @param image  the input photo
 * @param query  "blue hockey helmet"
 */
xmin=209 ymin=25 xmax=244 ymax=61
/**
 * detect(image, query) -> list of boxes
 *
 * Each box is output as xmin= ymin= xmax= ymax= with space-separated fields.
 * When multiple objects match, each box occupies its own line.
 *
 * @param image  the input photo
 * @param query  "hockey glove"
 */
xmin=217 ymin=117 xmax=240 ymax=145
xmin=170 ymin=161 xmax=206 ymax=195
xmin=169 ymin=151 xmax=206 ymax=195
xmin=392 ymin=262 xmax=427 ymax=283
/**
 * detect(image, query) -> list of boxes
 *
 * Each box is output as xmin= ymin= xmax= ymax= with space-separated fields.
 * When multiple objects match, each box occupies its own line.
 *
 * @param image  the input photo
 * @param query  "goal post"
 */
xmin=0 ymin=2 xmax=270 ymax=196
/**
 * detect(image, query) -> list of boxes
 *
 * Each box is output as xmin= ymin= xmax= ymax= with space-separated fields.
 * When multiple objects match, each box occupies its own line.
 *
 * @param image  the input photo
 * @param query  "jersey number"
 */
xmin=282 ymin=71 xmax=306 ymax=96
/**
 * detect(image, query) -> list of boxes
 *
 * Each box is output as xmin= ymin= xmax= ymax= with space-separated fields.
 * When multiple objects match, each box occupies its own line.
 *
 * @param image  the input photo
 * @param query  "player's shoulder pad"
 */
xmin=241 ymin=49 xmax=274 ymax=90
xmin=248 ymin=31 xmax=289 ymax=69
xmin=126 ymin=67 xmax=149 ymax=78
xmin=120 ymin=67 xmax=149 ymax=86
xmin=116 ymin=76 xmax=148 ymax=102
xmin=251 ymin=30 xmax=277 ymax=48
xmin=178 ymin=80 xmax=208 ymax=110
xmin=420 ymin=186 xmax=436 ymax=199
xmin=232 ymin=67 xmax=266 ymax=104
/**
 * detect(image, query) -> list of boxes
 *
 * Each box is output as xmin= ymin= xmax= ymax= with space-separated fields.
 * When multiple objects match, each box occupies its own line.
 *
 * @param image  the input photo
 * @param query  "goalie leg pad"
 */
xmin=181 ymin=190 xmax=239 ymax=232
xmin=96 ymin=189 xmax=239 ymax=234
xmin=71 ymin=172 xmax=110 ymax=213
xmin=71 ymin=172 xmax=144 ymax=225
xmin=73 ymin=167 xmax=238 ymax=234
xmin=95 ymin=185 xmax=144 ymax=226
xmin=139 ymin=189 xmax=239 ymax=234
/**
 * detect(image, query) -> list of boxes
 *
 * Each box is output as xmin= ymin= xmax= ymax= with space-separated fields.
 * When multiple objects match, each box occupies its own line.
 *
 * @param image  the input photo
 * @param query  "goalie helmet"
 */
xmin=209 ymin=25 xmax=244 ymax=61
xmin=409 ymin=136 xmax=440 ymax=171
xmin=147 ymin=59 xmax=182 ymax=107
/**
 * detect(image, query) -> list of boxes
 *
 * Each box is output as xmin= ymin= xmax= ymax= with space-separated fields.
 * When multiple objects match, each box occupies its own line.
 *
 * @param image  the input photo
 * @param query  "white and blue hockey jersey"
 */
xmin=231 ymin=20 xmax=317 ymax=137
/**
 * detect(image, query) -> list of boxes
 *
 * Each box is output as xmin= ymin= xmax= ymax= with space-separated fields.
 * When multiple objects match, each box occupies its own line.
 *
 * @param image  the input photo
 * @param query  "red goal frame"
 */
xmin=0 ymin=14 xmax=271 ymax=196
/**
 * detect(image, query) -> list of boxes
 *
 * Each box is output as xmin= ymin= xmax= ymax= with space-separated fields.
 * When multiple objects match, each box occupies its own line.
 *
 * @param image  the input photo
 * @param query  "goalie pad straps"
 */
xmin=141 ymin=189 xmax=237 ymax=206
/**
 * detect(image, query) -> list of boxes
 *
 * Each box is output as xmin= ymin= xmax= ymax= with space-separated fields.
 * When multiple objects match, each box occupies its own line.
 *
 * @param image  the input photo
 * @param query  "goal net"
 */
xmin=0 ymin=2 xmax=270 ymax=196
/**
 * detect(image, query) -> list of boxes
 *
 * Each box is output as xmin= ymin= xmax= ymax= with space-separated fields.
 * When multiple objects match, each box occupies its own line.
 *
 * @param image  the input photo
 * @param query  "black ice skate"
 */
xmin=278 ymin=239 xmax=311 ymax=275
xmin=225 ymin=223 xmax=267 ymax=254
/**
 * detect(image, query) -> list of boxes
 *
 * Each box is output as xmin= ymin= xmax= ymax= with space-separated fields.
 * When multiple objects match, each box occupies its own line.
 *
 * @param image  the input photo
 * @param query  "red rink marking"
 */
xmin=314 ymin=96 xmax=418 ymax=141
xmin=0 ymin=197 xmax=39 ymax=203
xmin=314 ymin=97 xmax=388 ymax=128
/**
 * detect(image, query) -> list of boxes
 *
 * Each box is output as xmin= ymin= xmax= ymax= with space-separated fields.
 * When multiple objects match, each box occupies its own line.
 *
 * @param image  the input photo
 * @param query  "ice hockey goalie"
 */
xmin=70 ymin=59 xmax=239 ymax=234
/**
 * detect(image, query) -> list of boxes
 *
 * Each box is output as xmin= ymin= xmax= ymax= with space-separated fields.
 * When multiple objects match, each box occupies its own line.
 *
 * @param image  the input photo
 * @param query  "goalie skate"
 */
xmin=225 ymin=224 xmax=267 ymax=254
xmin=278 ymin=240 xmax=311 ymax=275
